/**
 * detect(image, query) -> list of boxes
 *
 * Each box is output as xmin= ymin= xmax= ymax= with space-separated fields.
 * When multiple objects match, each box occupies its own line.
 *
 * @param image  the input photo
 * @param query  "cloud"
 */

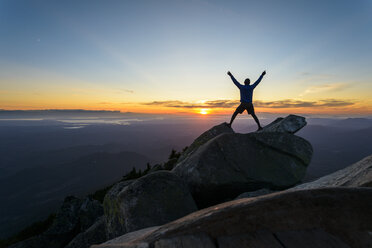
xmin=122 ymin=89 xmax=134 ymax=94
xmin=142 ymin=100 xmax=239 ymax=109
xmin=300 ymin=83 xmax=348 ymax=96
xmin=115 ymin=89 xmax=134 ymax=94
xmin=255 ymin=99 xmax=355 ymax=108
xmin=142 ymin=99 xmax=355 ymax=109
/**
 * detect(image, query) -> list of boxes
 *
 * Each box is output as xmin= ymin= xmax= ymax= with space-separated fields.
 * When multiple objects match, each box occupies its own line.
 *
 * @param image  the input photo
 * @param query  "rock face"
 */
xmin=103 ymin=171 xmax=197 ymax=239
xmin=9 ymin=196 xmax=103 ymax=248
xmin=177 ymin=122 xmax=233 ymax=163
xmin=92 ymin=187 xmax=372 ymax=248
xmin=103 ymin=180 xmax=135 ymax=239
xmin=65 ymin=217 xmax=107 ymax=248
xmin=173 ymin=117 xmax=313 ymax=207
xmin=293 ymin=154 xmax=372 ymax=190
xmin=45 ymin=196 xmax=103 ymax=237
xmin=259 ymin=114 xmax=306 ymax=134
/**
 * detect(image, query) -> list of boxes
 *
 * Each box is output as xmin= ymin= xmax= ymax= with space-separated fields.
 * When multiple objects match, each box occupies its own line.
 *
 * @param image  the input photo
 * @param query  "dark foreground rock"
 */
xmin=235 ymin=188 xmax=276 ymax=199
xmin=103 ymin=171 xmax=197 ymax=239
xmin=293 ymin=154 xmax=372 ymax=190
xmin=173 ymin=130 xmax=312 ymax=207
xmin=92 ymin=187 xmax=372 ymax=248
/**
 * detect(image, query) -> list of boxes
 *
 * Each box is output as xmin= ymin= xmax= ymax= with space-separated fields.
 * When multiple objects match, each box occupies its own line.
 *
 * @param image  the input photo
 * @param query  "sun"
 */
xmin=198 ymin=108 xmax=211 ymax=115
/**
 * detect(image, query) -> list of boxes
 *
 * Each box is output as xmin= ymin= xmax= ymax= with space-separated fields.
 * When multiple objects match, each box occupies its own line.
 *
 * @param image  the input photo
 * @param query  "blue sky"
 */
xmin=0 ymin=0 xmax=371 ymax=114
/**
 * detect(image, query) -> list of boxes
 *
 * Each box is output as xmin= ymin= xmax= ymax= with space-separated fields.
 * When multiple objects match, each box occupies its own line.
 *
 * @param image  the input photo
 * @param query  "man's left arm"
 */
xmin=252 ymin=70 xmax=266 ymax=88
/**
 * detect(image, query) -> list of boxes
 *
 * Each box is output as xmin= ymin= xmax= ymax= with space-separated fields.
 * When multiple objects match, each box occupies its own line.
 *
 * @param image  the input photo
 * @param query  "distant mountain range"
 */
xmin=298 ymin=124 xmax=372 ymax=180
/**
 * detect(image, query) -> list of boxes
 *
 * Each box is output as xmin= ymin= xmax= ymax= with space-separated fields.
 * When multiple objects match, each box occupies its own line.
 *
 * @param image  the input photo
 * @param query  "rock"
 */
xmin=45 ymin=196 xmax=103 ymax=236
xmin=91 ymin=187 xmax=372 ymax=248
xmin=235 ymin=188 xmax=276 ymax=199
xmin=293 ymin=154 xmax=372 ymax=190
xmin=79 ymin=198 xmax=105 ymax=231
xmin=9 ymin=196 xmax=103 ymax=248
xmin=103 ymin=180 xmax=135 ymax=239
xmin=44 ymin=196 xmax=83 ymax=236
xmin=103 ymin=171 xmax=197 ymax=239
xmin=173 ymin=130 xmax=312 ymax=207
xmin=177 ymin=122 xmax=233 ymax=163
xmin=65 ymin=217 xmax=107 ymax=248
xmin=259 ymin=114 xmax=306 ymax=134
xmin=92 ymin=226 xmax=158 ymax=248
xmin=154 ymin=233 xmax=215 ymax=248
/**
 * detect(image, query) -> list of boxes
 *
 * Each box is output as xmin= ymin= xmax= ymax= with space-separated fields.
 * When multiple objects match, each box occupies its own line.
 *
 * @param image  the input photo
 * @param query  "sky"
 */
xmin=0 ymin=0 xmax=371 ymax=115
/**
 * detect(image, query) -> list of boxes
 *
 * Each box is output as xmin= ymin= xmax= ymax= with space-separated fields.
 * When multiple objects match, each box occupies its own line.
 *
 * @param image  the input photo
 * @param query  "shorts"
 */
xmin=235 ymin=102 xmax=254 ymax=114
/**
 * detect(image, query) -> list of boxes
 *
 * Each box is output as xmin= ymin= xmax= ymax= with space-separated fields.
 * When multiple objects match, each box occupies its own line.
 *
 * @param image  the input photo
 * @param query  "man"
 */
xmin=227 ymin=70 xmax=266 ymax=131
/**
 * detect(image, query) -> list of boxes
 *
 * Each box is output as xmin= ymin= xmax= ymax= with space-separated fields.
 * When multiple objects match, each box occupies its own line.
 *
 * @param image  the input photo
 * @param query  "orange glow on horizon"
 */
xmin=1 ymin=100 xmax=372 ymax=116
xmin=198 ymin=108 xmax=211 ymax=115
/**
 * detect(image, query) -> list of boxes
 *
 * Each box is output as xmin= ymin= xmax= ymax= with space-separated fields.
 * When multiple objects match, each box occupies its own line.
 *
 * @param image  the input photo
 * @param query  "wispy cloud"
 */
xmin=142 ymin=99 xmax=355 ymax=109
xmin=255 ymin=99 xmax=355 ymax=108
xmin=118 ymin=89 xmax=134 ymax=94
xmin=300 ymin=83 xmax=348 ymax=96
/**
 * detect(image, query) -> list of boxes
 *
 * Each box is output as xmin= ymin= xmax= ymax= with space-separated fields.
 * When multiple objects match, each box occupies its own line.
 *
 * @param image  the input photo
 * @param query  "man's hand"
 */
xmin=227 ymin=71 xmax=232 ymax=76
xmin=262 ymin=70 xmax=266 ymax=76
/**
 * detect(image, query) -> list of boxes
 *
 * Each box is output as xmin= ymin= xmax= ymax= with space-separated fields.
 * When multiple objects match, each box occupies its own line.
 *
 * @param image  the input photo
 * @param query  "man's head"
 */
xmin=244 ymin=78 xmax=250 ymax=85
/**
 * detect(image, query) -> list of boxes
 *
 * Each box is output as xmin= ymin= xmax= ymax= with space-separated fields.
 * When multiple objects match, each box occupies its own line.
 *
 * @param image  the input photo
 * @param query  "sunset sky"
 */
xmin=1 ymin=0 xmax=371 ymax=115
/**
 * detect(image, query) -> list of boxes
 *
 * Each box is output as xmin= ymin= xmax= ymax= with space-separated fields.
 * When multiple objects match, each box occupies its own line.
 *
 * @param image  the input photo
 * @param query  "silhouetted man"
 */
xmin=227 ymin=70 xmax=266 ymax=131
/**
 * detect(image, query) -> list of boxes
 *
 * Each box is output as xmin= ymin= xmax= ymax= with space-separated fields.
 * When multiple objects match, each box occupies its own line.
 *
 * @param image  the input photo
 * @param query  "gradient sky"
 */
xmin=1 ymin=0 xmax=371 ymax=115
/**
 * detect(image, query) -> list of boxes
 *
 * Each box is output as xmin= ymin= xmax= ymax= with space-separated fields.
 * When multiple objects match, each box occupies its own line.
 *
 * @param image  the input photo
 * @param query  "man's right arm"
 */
xmin=227 ymin=71 xmax=242 ymax=89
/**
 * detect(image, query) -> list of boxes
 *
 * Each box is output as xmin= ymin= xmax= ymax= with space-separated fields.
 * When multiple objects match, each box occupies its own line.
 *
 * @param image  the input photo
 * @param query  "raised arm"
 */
xmin=227 ymin=71 xmax=242 ymax=89
xmin=252 ymin=70 xmax=266 ymax=88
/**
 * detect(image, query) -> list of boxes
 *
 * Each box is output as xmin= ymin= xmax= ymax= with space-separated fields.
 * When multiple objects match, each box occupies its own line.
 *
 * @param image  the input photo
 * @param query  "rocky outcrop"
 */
xmin=65 ymin=217 xmax=107 ymax=248
xmin=92 ymin=187 xmax=372 ymax=248
xmin=293 ymin=154 xmax=372 ymax=190
xmin=103 ymin=171 xmax=197 ymax=239
xmin=259 ymin=114 xmax=306 ymax=134
xmin=45 ymin=196 xmax=103 ymax=238
xmin=173 ymin=116 xmax=313 ymax=207
xmin=9 ymin=196 xmax=103 ymax=248
xmin=177 ymin=122 xmax=233 ymax=163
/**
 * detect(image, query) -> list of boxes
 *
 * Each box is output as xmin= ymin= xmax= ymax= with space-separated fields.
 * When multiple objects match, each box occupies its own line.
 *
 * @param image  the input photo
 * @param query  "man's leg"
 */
xmin=251 ymin=112 xmax=262 ymax=130
xmin=248 ymin=104 xmax=262 ymax=130
xmin=228 ymin=109 xmax=239 ymax=127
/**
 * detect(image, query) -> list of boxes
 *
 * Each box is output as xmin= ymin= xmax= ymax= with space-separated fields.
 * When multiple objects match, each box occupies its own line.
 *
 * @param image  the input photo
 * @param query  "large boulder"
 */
xmin=293 ymin=154 xmax=372 ymax=190
xmin=173 ymin=127 xmax=312 ymax=207
xmin=103 ymin=171 xmax=197 ymax=239
xmin=177 ymin=122 xmax=233 ymax=163
xmin=92 ymin=187 xmax=372 ymax=248
xmin=103 ymin=180 xmax=135 ymax=239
